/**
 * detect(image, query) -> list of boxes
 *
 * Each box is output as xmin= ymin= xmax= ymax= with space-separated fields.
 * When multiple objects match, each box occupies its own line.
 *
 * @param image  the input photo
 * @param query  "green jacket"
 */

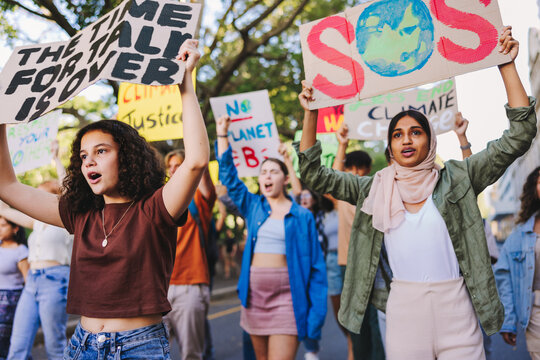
xmin=294 ymin=98 xmax=537 ymax=336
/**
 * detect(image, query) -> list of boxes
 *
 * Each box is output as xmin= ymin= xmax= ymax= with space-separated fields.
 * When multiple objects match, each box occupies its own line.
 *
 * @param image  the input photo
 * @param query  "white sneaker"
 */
xmin=304 ymin=352 xmax=319 ymax=360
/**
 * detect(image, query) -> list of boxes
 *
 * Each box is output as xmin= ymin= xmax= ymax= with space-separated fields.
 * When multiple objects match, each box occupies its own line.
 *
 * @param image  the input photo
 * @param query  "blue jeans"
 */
xmin=8 ymin=265 xmax=69 ymax=360
xmin=303 ymin=337 xmax=320 ymax=353
xmin=64 ymin=322 xmax=170 ymax=360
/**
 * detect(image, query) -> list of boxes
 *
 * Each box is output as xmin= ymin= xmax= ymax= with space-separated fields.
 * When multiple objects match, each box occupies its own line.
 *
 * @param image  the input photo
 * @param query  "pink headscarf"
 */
xmin=360 ymin=119 xmax=440 ymax=233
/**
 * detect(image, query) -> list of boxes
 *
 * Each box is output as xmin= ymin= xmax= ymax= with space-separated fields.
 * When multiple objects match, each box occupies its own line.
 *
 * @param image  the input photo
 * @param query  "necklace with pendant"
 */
xmin=101 ymin=201 xmax=135 ymax=247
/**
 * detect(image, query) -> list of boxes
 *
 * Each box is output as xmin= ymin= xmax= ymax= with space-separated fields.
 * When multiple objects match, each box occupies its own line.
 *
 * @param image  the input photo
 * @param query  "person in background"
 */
xmin=164 ymin=149 xmax=216 ymax=360
xmin=3 ymin=141 xmax=73 ymax=360
xmin=495 ymin=166 xmax=540 ymax=359
xmin=216 ymin=114 xmax=327 ymax=360
xmin=332 ymin=123 xmax=384 ymax=360
xmin=0 ymin=217 xmax=28 ymax=360
xmin=453 ymin=111 xmax=499 ymax=360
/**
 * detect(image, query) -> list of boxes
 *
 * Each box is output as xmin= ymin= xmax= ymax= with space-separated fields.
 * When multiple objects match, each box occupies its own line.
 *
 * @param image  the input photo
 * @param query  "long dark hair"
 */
xmin=61 ymin=120 xmax=165 ymax=213
xmin=1 ymin=217 xmax=27 ymax=246
xmin=387 ymin=110 xmax=431 ymax=155
xmin=517 ymin=167 xmax=540 ymax=224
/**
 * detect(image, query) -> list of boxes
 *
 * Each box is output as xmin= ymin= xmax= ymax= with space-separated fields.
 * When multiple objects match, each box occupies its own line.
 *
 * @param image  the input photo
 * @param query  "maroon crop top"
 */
xmin=59 ymin=187 xmax=187 ymax=318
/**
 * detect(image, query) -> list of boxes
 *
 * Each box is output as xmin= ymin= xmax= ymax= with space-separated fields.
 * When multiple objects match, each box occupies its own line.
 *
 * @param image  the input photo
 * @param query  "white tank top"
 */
xmin=384 ymin=195 xmax=460 ymax=282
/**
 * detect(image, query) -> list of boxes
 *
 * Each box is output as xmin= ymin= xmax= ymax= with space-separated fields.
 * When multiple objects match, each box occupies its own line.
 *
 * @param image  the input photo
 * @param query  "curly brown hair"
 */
xmin=60 ymin=120 xmax=165 ymax=213
xmin=517 ymin=166 xmax=540 ymax=224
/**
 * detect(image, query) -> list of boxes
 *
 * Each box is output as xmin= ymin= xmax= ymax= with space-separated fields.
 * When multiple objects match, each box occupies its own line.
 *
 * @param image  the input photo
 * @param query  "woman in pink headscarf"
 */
xmin=295 ymin=27 xmax=537 ymax=360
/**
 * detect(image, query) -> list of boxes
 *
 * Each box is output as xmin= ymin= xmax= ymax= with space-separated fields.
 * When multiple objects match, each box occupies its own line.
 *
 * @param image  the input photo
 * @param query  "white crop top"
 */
xmin=28 ymin=220 xmax=74 ymax=265
xmin=254 ymin=218 xmax=286 ymax=254
xmin=384 ymin=195 xmax=460 ymax=282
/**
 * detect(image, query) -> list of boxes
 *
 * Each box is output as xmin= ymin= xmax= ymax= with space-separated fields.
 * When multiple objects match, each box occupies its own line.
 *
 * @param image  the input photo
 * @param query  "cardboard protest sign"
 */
xmin=210 ymin=90 xmax=281 ymax=177
xmin=208 ymin=160 xmax=219 ymax=184
xmin=7 ymin=110 xmax=61 ymax=174
xmin=0 ymin=0 xmax=201 ymax=124
xmin=344 ymin=78 xmax=457 ymax=140
xmin=300 ymin=0 xmax=510 ymax=109
xmin=291 ymin=131 xmax=339 ymax=176
xmin=317 ymin=105 xmax=344 ymax=133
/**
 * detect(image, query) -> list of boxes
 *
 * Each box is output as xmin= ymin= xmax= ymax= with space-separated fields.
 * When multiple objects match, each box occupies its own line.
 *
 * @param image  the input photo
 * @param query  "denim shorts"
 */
xmin=64 ymin=322 xmax=170 ymax=360
xmin=326 ymin=251 xmax=344 ymax=296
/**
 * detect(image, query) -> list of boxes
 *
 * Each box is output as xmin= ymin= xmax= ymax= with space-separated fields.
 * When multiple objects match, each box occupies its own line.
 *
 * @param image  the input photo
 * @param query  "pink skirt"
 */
xmin=240 ymin=267 xmax=297 ymax=336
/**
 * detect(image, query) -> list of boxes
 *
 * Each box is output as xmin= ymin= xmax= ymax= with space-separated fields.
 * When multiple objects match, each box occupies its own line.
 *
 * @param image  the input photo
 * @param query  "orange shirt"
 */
xmin=169 ymin=187 xmax=216 ymax=285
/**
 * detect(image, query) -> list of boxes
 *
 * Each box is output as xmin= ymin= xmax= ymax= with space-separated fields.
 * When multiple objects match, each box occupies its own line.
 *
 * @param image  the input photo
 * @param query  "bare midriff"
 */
xmin=30 ymin=260 xmax=61 ymax=270
xmin=81 ymin=314 xmax=162 ymax=333
xmin=251 ymin=253 xmax=287 ymax=268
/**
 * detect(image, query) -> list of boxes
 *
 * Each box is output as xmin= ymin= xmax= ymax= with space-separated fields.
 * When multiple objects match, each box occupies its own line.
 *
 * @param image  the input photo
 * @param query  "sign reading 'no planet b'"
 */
xmin=300 ymin=0 xmax=510 ymax=109
xmin=0 ymin=0 xmax=201 ymax=124
xmin=210 ymin=90 xmax=281 ymax=177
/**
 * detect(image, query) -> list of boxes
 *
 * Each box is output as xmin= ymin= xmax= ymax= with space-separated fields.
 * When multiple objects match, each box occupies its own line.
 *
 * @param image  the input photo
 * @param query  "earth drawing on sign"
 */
xmin=356 ymin=0 xmax=435 ymax=77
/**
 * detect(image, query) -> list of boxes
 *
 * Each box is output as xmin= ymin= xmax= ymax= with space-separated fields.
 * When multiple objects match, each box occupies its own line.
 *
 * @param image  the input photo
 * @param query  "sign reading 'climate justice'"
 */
xmin=0 ymin=0 xmax=201 ymax=124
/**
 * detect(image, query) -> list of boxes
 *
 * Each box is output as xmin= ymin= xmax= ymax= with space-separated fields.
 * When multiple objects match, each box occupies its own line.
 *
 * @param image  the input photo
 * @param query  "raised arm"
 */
xmin=278 ymin=143 xmax=302 ymax=197
xmin=465 ymin=27 xmax=537 ymax=194
xmin=0 ymin=126 xmax=63 ymax=227
xmin=163 ymin=40 xmax=210 ymax=220
xmin=51 ymin=140 xmax=66 ymax=181
xmin=295 ymin=82 xmax=369 ymax=205
xmin=298 ymin=80 xmax=318 ymax=153
xmin=453 ymin=112 xmax=472 ymax=160
xmin=333 ymin=123 xmax=349 ymax=171
xmin=0 ymin=201 xmax=35 ymax=229
xmin=215 ymin=115 xmax=257 ymax=216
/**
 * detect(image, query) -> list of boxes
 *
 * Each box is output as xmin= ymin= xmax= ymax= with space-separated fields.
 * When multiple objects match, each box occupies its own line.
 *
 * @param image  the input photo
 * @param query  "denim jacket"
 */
xmin=216 ymin=145 xmax=327 ymax=341
xmin=295 ymin=98 xmax=537 ymax=336
xmin=495 ymin=215 xmax=539 ymax=334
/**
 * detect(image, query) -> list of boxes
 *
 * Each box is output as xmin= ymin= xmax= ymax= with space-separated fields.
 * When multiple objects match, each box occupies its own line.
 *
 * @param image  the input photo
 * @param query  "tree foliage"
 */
xmin=0 ymin=0 xmax=355 ymax=141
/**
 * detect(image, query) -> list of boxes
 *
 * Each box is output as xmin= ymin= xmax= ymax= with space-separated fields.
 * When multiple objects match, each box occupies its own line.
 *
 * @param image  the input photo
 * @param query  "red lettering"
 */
xmin=307 ymin=16 xmax=364 ymax=100
xmin=122 ymin=83 xmax=133 ymax=104
xmin=134 ymin=84 xmax=141 ymax=101
xmin=431 ymin=0 xmax=498 ymax=64
xmin=242 ymin=147 xmax=259 ymax=168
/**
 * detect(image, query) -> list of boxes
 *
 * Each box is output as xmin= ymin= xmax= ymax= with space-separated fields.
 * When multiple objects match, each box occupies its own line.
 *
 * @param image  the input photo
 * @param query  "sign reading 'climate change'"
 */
xmin=0 ymin=0 xmax=201 ymax=124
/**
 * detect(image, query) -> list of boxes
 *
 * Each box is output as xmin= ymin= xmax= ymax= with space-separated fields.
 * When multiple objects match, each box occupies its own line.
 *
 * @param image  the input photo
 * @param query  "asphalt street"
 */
xmin=30 ymin=292 xmax=531 ymax=359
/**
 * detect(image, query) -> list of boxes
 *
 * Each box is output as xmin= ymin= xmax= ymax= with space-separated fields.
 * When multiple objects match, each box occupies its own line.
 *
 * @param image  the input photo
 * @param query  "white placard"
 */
xmin=210 ymin=90 xmax=281 ymax=177
xmin=344 ymin=78 xmax=458 ymax=140
xmin=0 ymin=0 xmax=201 ymax=123
xmin=7 ymin=110 xmax=61 ymax=174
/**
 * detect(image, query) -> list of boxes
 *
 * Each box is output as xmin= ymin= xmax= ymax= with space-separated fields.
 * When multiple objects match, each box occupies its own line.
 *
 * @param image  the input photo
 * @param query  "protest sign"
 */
xmin=0 ymin=0 xmax=201 ymax=124
xmin=208 ymin=160 xmax=219 ymax=184
xmin=317 ymin=105 xmax=344 ymax=133
xmin=210 ymin=90 xmax=281 ymax=177
xmin=117 ymin=71 xmax=195 ymax=141
xmin=7 ymin=110 xmax=61 ymax=174
xmin=300 ymin=0 xmax=510 ymax=109
xmin=344 ymin=78 xmax=457 ymax=140
xmin=291 ymin=131 xmax=339 ymax=176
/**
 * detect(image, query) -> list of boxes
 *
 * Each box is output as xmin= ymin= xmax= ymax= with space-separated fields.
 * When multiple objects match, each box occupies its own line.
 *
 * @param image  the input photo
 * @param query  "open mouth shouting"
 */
xmin=87 ymin=171 xmax=102 ymax=184
xmin=401 ymin=147 xmax=416 ymax=158
xmin=263 ymin=183 xmax=274 ymax=193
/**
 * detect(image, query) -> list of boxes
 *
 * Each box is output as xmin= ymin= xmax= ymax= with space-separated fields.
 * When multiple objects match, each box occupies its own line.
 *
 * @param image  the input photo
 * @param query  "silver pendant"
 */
xmin=102 ymin=238 xmax=108 ymax=247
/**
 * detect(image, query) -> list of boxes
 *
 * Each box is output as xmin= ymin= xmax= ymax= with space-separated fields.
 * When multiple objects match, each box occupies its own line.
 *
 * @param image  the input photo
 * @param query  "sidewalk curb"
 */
xmin=33 ymin=285 xmax=238 ymax=346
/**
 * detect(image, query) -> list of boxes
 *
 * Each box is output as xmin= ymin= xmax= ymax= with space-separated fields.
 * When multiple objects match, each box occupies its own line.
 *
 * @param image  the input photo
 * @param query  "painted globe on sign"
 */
xmin=356 ymin=0 xmax=435 ymax=77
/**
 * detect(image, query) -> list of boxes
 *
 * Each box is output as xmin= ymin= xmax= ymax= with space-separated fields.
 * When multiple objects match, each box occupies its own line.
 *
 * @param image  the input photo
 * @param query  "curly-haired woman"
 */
xmin=0 ymin=216 xmax=28 ymax=359
xmin=495 ymin=166 xmax=540 ymax=359
xmin=0 ymin=39 xmax=209 ymax=359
